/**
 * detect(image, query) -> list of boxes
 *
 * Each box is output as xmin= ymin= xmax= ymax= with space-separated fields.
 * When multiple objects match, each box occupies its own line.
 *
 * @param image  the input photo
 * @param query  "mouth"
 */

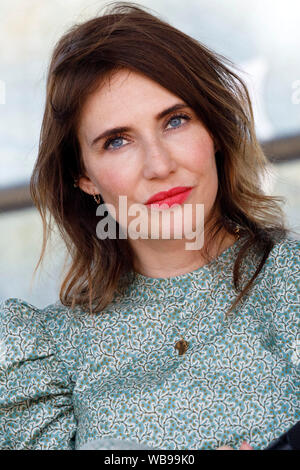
xmin=145 ymin=186 xmax=194 ymax=208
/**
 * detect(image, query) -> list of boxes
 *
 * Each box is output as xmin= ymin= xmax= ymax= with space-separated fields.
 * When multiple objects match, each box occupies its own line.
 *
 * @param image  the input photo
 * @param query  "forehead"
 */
xmin=78 ymin=68 xmax=180 ymax=128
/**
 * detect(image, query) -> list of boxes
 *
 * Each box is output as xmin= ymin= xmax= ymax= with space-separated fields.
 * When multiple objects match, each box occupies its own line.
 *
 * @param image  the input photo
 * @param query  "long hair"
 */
xmin=30 ymin=1 xmax=289 ymax=315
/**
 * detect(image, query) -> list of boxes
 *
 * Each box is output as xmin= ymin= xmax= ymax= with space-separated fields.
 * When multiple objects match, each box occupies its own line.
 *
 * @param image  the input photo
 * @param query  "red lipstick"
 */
xmin=145 ymin=186 xmax=193 ymax=208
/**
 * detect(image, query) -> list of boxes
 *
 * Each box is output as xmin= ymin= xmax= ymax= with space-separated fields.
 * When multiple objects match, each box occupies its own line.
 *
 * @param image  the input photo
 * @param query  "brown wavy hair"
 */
xmin=30 ymin=1 xmax=290 ymax=315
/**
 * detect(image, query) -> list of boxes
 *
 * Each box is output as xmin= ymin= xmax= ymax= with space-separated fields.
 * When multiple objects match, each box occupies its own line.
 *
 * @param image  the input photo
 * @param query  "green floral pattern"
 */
xmin=0 ymin=236 xmax=299 ymax=449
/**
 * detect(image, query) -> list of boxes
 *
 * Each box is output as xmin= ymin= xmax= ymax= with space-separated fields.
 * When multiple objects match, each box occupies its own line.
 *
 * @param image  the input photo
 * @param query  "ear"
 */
xmin=78 ymin=175 xmax=99 ymax=196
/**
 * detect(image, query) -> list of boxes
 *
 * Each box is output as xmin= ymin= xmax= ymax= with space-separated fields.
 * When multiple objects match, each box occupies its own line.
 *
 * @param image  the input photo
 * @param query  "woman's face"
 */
xmin=78 ymin=68 xmax=219 ymax=245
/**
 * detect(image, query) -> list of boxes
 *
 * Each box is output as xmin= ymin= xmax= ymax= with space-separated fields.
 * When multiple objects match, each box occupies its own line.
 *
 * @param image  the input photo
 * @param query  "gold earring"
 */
xmin=93 ymin=194 xmax=101 ymax=204
xmin=234 ymin=225 xmax=240 ymax=239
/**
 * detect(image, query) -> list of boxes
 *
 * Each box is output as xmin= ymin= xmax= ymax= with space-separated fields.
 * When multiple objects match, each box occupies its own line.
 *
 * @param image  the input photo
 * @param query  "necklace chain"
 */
xmin=174 ymin=226 xmax=240 ymax=356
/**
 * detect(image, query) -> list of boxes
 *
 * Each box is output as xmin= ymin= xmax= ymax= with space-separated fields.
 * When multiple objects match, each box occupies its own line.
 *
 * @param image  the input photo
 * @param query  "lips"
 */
xmin=145 ymin=186 xmax=193 ymax=207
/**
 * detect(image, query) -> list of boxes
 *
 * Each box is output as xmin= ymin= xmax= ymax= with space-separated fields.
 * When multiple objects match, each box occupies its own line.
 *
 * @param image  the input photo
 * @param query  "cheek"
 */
xmin=94 ymin=166 xmax=134 ymax=201
xmin=183 ymin=132 xmax=216 ymax=175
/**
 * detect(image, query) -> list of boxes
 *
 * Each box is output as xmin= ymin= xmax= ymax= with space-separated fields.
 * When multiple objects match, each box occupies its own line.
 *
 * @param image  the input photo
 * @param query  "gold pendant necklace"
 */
xmin=174 ymin=225 xmax=240 ymax=356
xmin=173 ymin=304 xmax=202 ymax=356
xmin=175 ymin=337 xmax=189 ymax=356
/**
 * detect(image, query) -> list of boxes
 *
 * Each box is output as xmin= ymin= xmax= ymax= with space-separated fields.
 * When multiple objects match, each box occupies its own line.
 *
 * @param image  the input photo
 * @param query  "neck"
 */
xmin=130 ymin=228 xmax=237 ymax=279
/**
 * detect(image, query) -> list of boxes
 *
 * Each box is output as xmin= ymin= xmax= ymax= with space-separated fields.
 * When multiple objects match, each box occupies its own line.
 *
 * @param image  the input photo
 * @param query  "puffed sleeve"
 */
xmin=0 ymin=298 xmax=77 ymax=449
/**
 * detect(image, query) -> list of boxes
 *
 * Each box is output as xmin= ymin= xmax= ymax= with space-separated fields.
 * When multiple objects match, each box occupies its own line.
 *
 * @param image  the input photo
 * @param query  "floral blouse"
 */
xmin=0 ymin=235 xmax=299 ymax=450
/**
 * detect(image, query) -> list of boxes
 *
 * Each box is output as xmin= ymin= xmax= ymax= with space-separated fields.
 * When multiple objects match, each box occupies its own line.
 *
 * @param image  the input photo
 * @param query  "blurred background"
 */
xmin=0 ymin=0 xmax=299 ymax=307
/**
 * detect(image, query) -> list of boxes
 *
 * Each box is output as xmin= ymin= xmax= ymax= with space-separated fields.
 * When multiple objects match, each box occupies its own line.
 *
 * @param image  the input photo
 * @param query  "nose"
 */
xmin=142 ymin=137 xmax=177 ymax=179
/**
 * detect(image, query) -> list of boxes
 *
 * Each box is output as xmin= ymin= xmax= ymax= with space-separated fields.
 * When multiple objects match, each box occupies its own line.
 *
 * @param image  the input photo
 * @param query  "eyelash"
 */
xmin=103 ymin=113 xmax=192 ymax=151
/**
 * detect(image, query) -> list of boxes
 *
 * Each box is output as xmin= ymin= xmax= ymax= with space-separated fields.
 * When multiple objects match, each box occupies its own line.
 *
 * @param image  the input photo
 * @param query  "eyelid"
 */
xmin=165 ymin=112 xmax=191 ymax=129
xmin=103 ymin=133 xmax=131 ymax=151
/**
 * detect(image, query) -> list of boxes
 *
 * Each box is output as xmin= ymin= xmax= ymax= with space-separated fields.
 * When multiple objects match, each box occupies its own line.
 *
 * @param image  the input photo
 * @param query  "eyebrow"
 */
xmin=89 ymin=102 xmax=190 ymax=148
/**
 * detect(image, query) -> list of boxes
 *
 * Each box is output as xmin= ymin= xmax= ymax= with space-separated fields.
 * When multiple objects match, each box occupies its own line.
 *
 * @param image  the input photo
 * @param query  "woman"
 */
xmin=0 ymin=2 xmax=299 ymax=450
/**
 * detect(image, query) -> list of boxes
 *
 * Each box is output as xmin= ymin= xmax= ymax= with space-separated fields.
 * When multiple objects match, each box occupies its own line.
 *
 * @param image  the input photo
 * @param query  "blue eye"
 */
xmin=167 ymin=114 xmax=190 ymax=130
xmin=104 ymin=135 xmax=126 ymax=150
xmin=103 ymin=113 xmax=191 ymax=152
xmin=169 ymin=117 xmax=182 ymax=127
xmin=110 ymin=137 xmax=124 ymax=148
